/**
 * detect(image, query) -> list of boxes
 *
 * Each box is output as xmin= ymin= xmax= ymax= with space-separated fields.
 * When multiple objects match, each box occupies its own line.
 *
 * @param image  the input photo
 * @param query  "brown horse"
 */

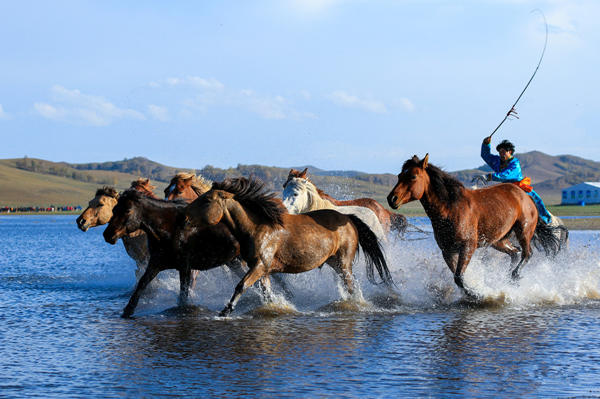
xmin=164 ymin=172 xmax=211 ymax=202
xmin=387 ymin=154 xmax=563 ymax=297
xmin=185 ymin=177 xmax=393 ymax=316
xmin=284 ymin=168 xmax=407 ymax=234
xmin=103 ymin=189 xmax=249 ymax=318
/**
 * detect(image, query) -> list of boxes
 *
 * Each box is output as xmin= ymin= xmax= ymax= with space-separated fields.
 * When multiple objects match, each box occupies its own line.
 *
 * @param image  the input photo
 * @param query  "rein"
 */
xmin=490 ymin=10 xmax=548 ymax=138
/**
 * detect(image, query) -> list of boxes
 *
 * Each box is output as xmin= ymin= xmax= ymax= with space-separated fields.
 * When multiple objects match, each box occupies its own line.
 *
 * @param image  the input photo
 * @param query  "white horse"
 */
xmin=282 ymin=177 xmax=387 ymax=242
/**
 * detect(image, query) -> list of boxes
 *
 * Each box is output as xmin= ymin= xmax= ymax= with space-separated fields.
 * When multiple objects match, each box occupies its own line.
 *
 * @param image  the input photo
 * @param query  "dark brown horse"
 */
xmin=284 ymin=168 xmax=407 ymax=234
xmin=185 ymin=177 xmax=393 ymax=316
xmin=387 ymin=154 xmax=563 ymax=297
xmin=164 ymin=172 xmax=211 ymax=202
xmin=103 ymin=189 xmax=249 ymax=318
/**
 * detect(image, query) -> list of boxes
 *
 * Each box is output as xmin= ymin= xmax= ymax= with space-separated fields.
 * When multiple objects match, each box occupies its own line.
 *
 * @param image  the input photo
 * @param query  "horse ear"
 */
xmin=412 ymin=155 xmax=420 ymax=163
xmin=421 ymin=153 xmax=429 ymax=169
xmin=300 ymin=168 xmax=308 ymax=178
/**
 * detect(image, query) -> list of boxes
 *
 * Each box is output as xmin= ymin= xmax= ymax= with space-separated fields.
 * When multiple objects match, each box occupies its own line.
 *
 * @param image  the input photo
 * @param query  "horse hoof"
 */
xmin=121 ymin=311 xmax=133 ymax=319
xmin=219 ymin=306 xmax=233 ymax=317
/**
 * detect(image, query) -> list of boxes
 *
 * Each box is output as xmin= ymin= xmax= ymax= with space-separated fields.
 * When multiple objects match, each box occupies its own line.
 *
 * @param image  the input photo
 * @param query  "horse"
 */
xmin=102 ymin=189 xmax=250 ymax=318
xmin=283 ymin=168 xmax=407 ymax=234
xmin=184 ymin=177 xmax=393 ymax=316
xmin=164 ymin=172 xmax=294 ymax=297
xmin=282 ymin=176 xmax=387 ymax=242
xmin=76 ymin=180 xmax=159 ymax=278
xmin=387 ymin=154 xmax=565 ymax=298
xmin=164 ymin=172 xmax=211 ymax=202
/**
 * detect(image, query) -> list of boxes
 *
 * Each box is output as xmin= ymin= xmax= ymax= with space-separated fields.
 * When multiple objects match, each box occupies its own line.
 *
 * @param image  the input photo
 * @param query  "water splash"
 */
xmin=124 ymin=227 xmax=600 ymax=317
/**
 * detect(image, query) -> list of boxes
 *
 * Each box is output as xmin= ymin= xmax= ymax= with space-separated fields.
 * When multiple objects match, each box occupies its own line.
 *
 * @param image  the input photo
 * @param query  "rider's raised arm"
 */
xmin=481 ymin=140 xmax=500 ymax=171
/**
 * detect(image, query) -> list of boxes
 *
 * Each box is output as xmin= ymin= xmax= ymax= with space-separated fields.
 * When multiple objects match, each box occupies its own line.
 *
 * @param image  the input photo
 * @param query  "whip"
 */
xmin=489 ymin=10 xmax=548 ymax=138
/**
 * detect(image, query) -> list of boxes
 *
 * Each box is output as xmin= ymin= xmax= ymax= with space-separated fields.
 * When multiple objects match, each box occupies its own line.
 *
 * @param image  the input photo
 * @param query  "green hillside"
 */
xmin=1 ymin=151 xmax=599 ymax=209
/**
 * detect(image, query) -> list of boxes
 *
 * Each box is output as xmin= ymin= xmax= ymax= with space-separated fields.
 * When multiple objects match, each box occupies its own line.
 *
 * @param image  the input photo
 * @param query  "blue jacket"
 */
xmin=480 ymin=143 xmax=523 ymax=183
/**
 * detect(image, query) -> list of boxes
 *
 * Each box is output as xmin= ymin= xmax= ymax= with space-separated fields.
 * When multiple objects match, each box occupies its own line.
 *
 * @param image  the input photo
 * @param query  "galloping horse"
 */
xmin=284 ymin=168 xmax=407 ymax=234
xmin=387 ymin=154 xmax=564 ymax=297
xmin=103 ymin=189 xmax=247 ymax=318
xmin=76 ymin=179 xmax=159 ymax=278
xmin=185 ymin=177 xmax=393 ymax=316
xmin=164 ymin=172 xmax=211 ymax=202
xmin=164 ymin=172 xmax=293 ymax=297
xmin=282 ymin=177 xmax=387 ymax=242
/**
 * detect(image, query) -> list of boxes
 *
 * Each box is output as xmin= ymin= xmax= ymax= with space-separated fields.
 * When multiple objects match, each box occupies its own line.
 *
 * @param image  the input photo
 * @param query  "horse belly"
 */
xmin=275 ymin=236 xmax=335 ymax=273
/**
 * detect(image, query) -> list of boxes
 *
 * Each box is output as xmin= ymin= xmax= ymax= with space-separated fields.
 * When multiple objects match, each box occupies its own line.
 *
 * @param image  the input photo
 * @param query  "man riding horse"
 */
xmin=475 ymin=136 xmax=555 ymax=225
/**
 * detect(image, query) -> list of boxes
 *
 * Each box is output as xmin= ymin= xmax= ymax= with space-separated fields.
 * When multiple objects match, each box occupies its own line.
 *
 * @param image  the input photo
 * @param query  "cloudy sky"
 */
xmin=1 ymin=0 xmax=598 ymax=173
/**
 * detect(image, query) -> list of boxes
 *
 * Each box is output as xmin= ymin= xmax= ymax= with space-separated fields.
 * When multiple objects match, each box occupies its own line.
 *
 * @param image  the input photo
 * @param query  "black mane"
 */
xmin=120 ymin=189 xmax=187 ymax=208
xmin=212 ymin=177 xmax=286 ymax=226
xmin=402 ymin=158 xmax=464 ymax=205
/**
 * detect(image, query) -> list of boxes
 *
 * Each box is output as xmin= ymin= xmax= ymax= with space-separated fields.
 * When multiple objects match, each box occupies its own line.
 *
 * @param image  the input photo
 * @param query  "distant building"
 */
xmin=561 ymin=182 xmax=600 ymax=205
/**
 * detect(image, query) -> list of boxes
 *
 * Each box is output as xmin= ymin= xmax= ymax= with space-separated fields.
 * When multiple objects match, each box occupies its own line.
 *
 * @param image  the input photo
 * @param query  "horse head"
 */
xmin=387 ymin=154 xmax=430 ymax=209
xmin=164 ymin=173 xmax=210 ymax=203
xmin=76 ymin=187 xmax=119 ymax=231
xmin=130 ymin=178 xmax=158 ymax=199
xmin=103 ymin=190 xmax=143 ymax=244
xmin=282 ymin=177 xmax=313 ymax=214
xmin=186 ymin=190 xmax=233 ymax=227
xmin=283 ymin=168 xmax=308 ymax=188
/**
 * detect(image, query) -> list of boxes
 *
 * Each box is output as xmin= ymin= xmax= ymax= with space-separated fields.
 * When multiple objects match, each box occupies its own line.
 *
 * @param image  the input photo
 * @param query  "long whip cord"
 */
xmin=490 ymin=10 xmax=549 ymax=138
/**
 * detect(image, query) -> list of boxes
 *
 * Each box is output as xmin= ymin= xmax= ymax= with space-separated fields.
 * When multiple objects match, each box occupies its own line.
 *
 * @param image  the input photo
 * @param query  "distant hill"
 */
xmin=1 ymin=151 xmax=599 ymax=207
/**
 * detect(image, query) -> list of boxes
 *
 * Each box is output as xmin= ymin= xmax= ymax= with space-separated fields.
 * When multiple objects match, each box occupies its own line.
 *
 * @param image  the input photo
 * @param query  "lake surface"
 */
xmin=1 ymin=215 xmax=600 ymax=398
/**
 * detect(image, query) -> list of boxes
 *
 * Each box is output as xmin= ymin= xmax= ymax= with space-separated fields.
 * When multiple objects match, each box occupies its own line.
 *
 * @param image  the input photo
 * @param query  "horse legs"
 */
xmin=178 ymin=268 xmax=193 ymax=307
xmin=443 ymin=245 xmax=478 ymax=299
xmin=491 ymin=238 xmax=521 ymax=268
xmin=122 ymin=264 xmax=160 ymax=318
xmin=328 ymin=254 xmax=355 ymax=297
xmin=220 ymin=263 xmax=267 ymax=317
xmin=510 ymin=227 xmax=533 ymax=281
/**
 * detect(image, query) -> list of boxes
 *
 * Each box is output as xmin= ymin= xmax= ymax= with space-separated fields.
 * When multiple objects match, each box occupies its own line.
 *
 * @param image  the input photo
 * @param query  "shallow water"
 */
xmin=1 ymin=215 xmax=600 ymax=398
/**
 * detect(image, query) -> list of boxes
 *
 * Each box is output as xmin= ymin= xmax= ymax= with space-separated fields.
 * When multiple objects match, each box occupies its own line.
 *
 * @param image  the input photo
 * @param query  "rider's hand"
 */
xmin=483 ymin=136 xmax=492 ymax=145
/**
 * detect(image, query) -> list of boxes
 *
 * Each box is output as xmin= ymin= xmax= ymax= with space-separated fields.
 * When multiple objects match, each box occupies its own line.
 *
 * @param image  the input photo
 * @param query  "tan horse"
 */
xmin=164 ymin=172 xmax=211 ymax=202
xmin=185 ymin=177 xmax=392 ymax=316
xmin=283 ymin=168 xmax=407 ymax=234
xmin=387 ymin=154 xmax=564 ymax=297
xmin=76 ymin=181 xmax=157 ymax=278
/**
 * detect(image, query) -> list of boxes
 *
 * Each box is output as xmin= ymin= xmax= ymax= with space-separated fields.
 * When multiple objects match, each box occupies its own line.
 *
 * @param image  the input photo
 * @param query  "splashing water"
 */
xmin=132 ymin=221 xmax=600 ymax=316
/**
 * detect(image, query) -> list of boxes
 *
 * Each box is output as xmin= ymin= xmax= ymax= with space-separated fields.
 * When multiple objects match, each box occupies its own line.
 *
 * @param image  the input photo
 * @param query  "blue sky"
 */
xmin=1 ymin=0 xmax=598 ymax=173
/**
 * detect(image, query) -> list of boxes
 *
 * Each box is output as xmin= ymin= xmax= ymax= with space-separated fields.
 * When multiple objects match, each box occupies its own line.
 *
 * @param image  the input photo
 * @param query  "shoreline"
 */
xmin=2 ymin=211 xmax=600 ymax=231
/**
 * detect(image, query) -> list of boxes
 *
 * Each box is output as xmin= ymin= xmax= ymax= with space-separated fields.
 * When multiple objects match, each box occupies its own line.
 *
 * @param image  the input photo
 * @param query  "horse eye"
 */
xmin=411 ymin=175 xmax=417 ymax=180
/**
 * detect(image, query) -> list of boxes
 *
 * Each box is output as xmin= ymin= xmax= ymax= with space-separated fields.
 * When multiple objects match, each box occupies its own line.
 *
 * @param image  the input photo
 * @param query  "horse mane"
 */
xmin=402 ymin=158 xmax=464 ymax=205
xmin=212 ymin=177 xmax=286 ymax=226
xmin=120 ymin=188 xmax=187 ymax=208
xmin=96 ymin=186 xmax=119 ymax=198
xmin=171 ymin=172 xmax=212 ymax=195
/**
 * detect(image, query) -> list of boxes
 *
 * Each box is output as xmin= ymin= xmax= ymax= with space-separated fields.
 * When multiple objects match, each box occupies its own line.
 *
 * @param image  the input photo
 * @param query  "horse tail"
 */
xmin=532 ymin=219 xmax=568 ymax=258
xmin=390 ymin=212 xmax=408 ymax=234
xmin=347 ymin=214 xmax=394 ymax=287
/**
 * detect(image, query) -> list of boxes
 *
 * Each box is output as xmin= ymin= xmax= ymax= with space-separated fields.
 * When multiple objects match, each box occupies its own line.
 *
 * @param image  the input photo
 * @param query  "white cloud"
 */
xmin=0 ymin=104 xmax=9 ymax=119
xmin=164 ymin=76 xmax=224 ymax=90
xmin=398 ymin=98 xmax=415 ymax=112
xmin=147 ymin=104 xmax=169 ymax=122
xmin=34 ymin=85 xmax=145 ymax=126
xmin=328 ymin=90 xmax=388 ymax=113
xmin=156 ymin=76 xmax=313 ymax=120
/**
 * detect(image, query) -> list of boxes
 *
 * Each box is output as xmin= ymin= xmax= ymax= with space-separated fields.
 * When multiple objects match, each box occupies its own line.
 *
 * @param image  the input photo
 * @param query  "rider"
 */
xmin=478 ymin=136 xmax=554 ymax=225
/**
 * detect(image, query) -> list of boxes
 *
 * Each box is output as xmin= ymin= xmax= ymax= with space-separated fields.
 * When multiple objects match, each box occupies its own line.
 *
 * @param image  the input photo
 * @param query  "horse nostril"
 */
xmin=391 ymin=196 xmax=398 ymax=203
